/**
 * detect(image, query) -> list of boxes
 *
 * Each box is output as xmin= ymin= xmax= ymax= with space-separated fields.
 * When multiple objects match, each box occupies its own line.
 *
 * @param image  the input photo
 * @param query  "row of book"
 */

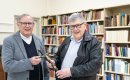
xmin=98 ymin=64 xmax=104 ymax=76
xmin=57 ymin=26 xmax=71 ymax=35
xmin=58 ymin=37 xmax=66 ymax=44
xmin=105 ymin=44 xmax=130 ymax=57
xmin=81 ymin=10 xmax=104 ymax=21
xmin=57 ymin=15 xmax=70 ymax=25
xmin=42 ymin=16 xmax=56 ymax=25
xmin=87 ymin=22 xmax=104 ymax=34
xmin=45 ymin=46 xmax=58 ymax=54
xmin=105 ymin=12 xmax=130 ymax=27
xmin=105 ymin=59 xmax=130 ymax=74
xmin=42 ymin=22 xmax=104 ymax=36
xmin=42 ymin=10 xmax=104 ymax=25
xmin=106 ymin=73 xmax=130 ymax=80
xmin=96 ymin=76 xmax=103 ymax=80
xmin=44 ymin=36 xmax=57 ymax=44
xmin=42 ymin=26 xmax=56 ymax=34
xmin=105 ymin=30 xmax=130 ymax=42
xmin=44 ymin=36 xmax=68 ymax=45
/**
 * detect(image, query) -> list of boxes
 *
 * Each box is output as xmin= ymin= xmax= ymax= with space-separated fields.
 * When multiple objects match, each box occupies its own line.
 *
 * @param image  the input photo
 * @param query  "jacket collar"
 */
xmin=64 ymin=31 xmax=92 ymax=45
xmin=13 ymin=31 xmax=28 ymax=58
xmin=83 ymin=31 xmax=92 ymax=42
xmin=13 ymin=31 xmax=39 ymax=58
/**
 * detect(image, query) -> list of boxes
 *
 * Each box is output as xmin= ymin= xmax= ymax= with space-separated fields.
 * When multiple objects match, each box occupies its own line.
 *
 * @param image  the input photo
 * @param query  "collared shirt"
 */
xmin=20 ymin=33 xmax=32 ymax=44
xmin=61 ymin=36 xmax=82 ymax=69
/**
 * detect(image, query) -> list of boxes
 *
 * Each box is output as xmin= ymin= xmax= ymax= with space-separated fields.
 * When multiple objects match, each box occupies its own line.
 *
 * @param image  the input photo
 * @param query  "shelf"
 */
xmin=104 ymin=26 xmax=130 ymax=29
xmin=104 ymin=4 xmax=130 ymax=80
xmin=42 ymin=24 xmax=57 ymax=26
xmin=105 ymin=56 xmax=130 ymax=59
xmin=105 ymin=71 xmax=130 ymax=76
xmin=86 ymin=19 xmax=104 ymax=22
xmin=105 ymin=41 xmax=130 ymax=44
xmin=57 ymin=35 xmax=70 ymax=37
xmin=97 ymin=74 xmax=104 ymax=77
xmin=57 ymin=24 xmax=69 ymax=26
xmin=42 ymin=34 xmax=57 ymax=36
xmin=0 ymin=32 xmax=13 ymax=33
xmin=44 ymin=44 xmax=57 ymax=46
xmin=42 ymin=8 xmax=105 ymax=80
xmin=91 ymin=33 xmax=104 ymax=36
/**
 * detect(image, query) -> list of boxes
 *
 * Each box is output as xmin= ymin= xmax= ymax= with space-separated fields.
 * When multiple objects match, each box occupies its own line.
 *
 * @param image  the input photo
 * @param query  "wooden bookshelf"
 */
xmin=83 ymin=9 xmax=105 ymax=80
xmin=104 ymin=4 xmax=130 ymax=80
xmin=41 ymin=5 xmax=130 ymax=80
xmin=41 ymin=4 xmax=130 ymax=80
xmin=42 ymin=8 xmax=105 ymax=80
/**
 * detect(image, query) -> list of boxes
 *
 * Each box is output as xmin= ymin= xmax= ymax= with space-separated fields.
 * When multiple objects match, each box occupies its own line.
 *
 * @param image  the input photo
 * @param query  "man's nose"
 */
xmin=74 ymin=26 xmax=78 ymax=30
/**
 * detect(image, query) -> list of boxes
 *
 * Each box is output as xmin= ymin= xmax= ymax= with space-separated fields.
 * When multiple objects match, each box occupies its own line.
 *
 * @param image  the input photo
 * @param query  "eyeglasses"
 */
xmin=70 ymin=22 xmax=84 ymax=30
xmin=19 ymin=22 xmax=34 ymax=26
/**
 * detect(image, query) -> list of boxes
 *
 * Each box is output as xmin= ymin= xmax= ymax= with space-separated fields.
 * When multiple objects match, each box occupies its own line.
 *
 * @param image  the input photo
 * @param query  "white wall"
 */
xmin=0 ymin=0 xmax=47 ymax=44
xmin=0 ymin=0 xmax=47 ymax=23
xmin=0 ymin=0 xmax=130 ymax=32
xmin=48 ymin=0 xmax=130 ymax=15
xmin=0 ymin=0 xmax=130 ymax=44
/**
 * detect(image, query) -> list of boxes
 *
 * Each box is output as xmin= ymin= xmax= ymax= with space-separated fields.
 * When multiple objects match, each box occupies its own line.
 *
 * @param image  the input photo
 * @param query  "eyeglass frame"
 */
xmin=70 ymin=22 xmax=85 ymax=30
xmin=18 ymin=22 xmax=34 ymax=27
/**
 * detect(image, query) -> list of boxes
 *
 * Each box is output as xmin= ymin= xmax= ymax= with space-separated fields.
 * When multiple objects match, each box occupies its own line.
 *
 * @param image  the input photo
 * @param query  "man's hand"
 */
xmin=30 ymin=56 xmax=41 ymax=65
xmin=56 ymin=68 xmax=71 ymax=79
xmin=46 ymin=60 xmax=55 ymax=69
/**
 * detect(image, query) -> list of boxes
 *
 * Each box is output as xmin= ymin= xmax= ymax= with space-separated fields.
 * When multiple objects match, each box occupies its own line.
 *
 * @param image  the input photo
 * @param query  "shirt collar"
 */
xmin=71 ymin=36 xmax=82 ymax=43
xmin=20 ymin=33 xmax=32 ymax=44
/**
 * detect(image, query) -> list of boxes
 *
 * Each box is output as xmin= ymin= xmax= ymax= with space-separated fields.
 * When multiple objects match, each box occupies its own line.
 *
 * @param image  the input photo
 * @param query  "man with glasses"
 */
xmin=2 ymin=14 xmax=49 ymax=80
xmin=48 ymin=13 xmax=102 ymax=80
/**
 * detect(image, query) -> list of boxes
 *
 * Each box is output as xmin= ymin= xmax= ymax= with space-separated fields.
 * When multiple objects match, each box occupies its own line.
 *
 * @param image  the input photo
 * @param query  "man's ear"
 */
xmin=17 ymin=23 xmax=20 ymax=27
xmin=85 ymin=23 xmax=88 ymax=31
xmin=17 ymin=22 xmax=19 ymax=26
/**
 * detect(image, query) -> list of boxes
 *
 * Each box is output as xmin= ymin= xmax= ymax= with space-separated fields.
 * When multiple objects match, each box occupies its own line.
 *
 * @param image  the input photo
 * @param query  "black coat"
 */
xmin=55 ymin=31 xmax=102 ymax=80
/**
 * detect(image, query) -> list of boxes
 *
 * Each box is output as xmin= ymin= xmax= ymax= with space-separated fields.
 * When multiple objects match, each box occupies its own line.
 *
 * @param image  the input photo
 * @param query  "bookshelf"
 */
xmin=41 ymin=15 xmax=58 ymax=55
xmin=82 ymin=9 xmax=105 ymax=80
xmin=57 ymin=13 xmax=71 ymax=47
xmin=42 ymin=8 xmax=105 ymax=80
xmin=104 ymin=4 xmax=130 ymax=80
xmin=41 ymin=15 xmax=57 ymax=79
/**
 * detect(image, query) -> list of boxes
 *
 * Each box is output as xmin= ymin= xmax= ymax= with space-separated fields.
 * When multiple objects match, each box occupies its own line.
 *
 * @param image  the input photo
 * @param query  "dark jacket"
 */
xmin=55 ymin=31 xmax=102 ymax=80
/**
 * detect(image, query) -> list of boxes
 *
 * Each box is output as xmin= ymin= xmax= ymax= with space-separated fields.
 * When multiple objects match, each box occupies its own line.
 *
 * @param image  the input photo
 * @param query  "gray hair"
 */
xmin=68 ymin=13 xmax=86 ymax=24
xmin=17 ymin=14 xmax=34 ymax=22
